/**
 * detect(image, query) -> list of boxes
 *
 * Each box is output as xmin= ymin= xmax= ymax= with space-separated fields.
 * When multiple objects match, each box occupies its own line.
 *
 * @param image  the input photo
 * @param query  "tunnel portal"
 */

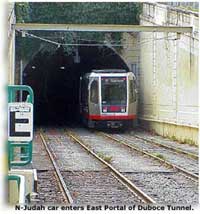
xmin=23 ymin=44 xmax=129 ymax=125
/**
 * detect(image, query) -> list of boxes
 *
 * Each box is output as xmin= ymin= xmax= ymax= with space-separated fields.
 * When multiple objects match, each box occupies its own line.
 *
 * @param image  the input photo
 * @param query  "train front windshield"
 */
xmin=101 ymin=77 xmax=127 ymax=105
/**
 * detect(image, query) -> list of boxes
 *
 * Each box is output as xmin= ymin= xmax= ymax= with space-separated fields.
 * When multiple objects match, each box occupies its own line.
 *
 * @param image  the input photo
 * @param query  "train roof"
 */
xmin=91 ymin=69 xmax=127 ymax=73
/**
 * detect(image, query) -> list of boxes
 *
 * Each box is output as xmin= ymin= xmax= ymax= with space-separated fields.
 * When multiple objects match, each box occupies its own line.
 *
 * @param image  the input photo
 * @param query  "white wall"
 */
xmin=139 ymin=3 xmax=199 ymax=144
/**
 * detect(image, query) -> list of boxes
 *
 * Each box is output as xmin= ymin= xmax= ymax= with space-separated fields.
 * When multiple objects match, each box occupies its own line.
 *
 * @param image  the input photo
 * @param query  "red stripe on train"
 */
xmin=86 ymin=114 xmax=136 ymax=120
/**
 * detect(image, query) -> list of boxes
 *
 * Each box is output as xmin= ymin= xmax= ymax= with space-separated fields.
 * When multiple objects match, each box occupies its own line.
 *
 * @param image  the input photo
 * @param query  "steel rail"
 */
xmin=14 ymin=23 xmax=193 ymax=33
xmin=132 ymin=134 xmax=198 ymax=160
xmin=99 ymin=132 xmax=199 ymax=182
xmin=39 ymin=133 xmax=73 ymax=204
xmin=66 ymin=130 xmax=156 ymax=204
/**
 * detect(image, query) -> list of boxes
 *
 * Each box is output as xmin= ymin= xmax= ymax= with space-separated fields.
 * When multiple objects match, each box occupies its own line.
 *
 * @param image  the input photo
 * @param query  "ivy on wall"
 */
xmin=27 ymin=2 xmax=141 ymax=24
xmin=15 ymin=2 xmax=142 ymax=60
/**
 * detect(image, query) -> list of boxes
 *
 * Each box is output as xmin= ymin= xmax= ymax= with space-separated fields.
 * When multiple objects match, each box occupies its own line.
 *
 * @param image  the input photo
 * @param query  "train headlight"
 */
xmin=103 ymin=107 xmax=107 ymax=112
xmin=121 ymin=108 xmax=126 ymax=112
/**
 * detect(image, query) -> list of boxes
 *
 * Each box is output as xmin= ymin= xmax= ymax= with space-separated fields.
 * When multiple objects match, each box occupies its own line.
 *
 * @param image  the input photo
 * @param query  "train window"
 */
xmin=81 ymin=78 xmax=88 ymax=104
xmin=90 ymin=80 xmax=99 ymax=104
xmin=129 ymin=79 xmax=136 ymax=103
xmin=101 ymin=77 xmax=127 ymax=105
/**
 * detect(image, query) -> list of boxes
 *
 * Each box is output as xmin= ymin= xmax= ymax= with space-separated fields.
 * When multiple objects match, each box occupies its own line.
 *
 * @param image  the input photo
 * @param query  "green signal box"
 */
xmin=8 ymin=85 xmax=34 ymax=168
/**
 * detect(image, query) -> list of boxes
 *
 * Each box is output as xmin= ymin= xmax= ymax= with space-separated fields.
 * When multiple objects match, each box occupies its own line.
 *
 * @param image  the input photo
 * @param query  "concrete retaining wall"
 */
xmin=139 ymin=3 xmax=199 ymax=144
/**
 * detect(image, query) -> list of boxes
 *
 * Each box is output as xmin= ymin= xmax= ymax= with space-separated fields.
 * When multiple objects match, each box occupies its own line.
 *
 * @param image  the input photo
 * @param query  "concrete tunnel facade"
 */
xmin=23 ymin=44 xmax=130 ymax=125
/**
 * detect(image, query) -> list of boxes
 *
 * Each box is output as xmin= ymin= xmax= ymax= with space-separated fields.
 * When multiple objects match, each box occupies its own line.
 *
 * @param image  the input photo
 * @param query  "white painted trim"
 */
xmin=18 ymin=175 xmax=26 ymax=204
xmin=9 ymin=174 xmax=26 ymax=204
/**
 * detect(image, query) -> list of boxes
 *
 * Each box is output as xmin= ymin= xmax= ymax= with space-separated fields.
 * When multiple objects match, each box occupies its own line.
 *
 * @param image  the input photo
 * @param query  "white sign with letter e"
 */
xmin=8 ymin=102 xmax=33 ymax=142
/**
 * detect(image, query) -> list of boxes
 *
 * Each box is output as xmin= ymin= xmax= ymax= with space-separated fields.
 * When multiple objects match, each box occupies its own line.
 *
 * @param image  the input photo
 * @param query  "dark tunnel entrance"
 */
xmin=23 ymin=44 xmax=129 ymax=125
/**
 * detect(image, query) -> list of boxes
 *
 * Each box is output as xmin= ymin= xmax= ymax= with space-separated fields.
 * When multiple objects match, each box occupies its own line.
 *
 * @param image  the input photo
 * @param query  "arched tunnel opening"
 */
xmin=23 ymin=44 xmax=129 ymax=126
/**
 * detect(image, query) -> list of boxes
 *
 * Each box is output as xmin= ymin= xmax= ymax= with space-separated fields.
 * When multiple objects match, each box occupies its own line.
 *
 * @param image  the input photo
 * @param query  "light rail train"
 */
xmin=79 ymin=69 xmax=137 ymax=128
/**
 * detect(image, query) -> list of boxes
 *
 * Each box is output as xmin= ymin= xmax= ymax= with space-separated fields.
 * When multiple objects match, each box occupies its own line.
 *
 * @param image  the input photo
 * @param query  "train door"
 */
xmin=128 ymin=74 xmax=137 ymax=120
xmin=79 ymin=76 xmax=89 ymax=116
xmin=88 ymin=77 xmax=100 ymax=117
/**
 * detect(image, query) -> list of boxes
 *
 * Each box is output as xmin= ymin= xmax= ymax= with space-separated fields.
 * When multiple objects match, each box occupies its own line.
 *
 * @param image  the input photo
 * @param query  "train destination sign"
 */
xmin=8 ymin=102 xmax=33 ymax=142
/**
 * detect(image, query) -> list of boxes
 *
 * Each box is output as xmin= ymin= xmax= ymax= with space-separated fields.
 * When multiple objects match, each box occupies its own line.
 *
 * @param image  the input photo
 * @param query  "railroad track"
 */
xmin=35 ymin=127 xmax=199 ymax=204
xmin=98 ymin=132 xmax=199 ymax=182
xmin=66 ymin=130 xmax=155 ymax=204
xmin=39 ymin=132 xmax=73 ymax=204
xmin=39 ymin=128 xmax=156 ymax=204
xmin=64 ymin=128 xmax=199 ymax=204
xmin=133 ymin=133 xmax=198 ymax=160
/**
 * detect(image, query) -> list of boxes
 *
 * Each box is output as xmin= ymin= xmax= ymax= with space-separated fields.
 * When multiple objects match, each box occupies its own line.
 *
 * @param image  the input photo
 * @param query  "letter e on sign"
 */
xmin=8 ymin=102 xmax=33 ymax=141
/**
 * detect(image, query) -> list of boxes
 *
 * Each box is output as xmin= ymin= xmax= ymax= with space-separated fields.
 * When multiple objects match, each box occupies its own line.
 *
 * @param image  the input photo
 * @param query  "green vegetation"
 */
xmin=170 ymin=135 xmax=177 ymax=141
xmin=97 ymin=152 xmax=113 ymax=164
xmin=16 ymin=2 xmax=141 ymax=25
xmin=15 ymin=2 xmax=31 ymax=23
xmin=168 ymin=135 xmax=197 ymax=147
xmin=182 ymin=139 xmax=197 ymax=146
xmin=152 ymin=153 xmax=166 ymax=161
xmin=15 ymin=2 xmax=142 ymax=60
xmin=179 ymin=6 xmax=199 ymax=12
xmin=103 ymin=156 xmax=113 ymax=164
